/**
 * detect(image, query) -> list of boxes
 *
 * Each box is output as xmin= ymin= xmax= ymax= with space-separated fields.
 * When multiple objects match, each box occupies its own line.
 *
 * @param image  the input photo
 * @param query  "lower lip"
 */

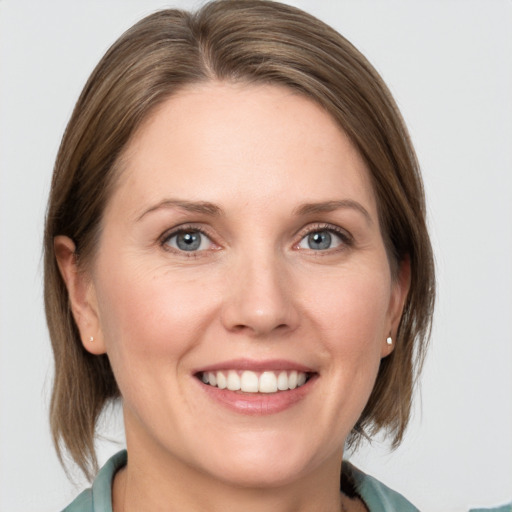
xmin=196 ymin=375 xmax=317 ymax=416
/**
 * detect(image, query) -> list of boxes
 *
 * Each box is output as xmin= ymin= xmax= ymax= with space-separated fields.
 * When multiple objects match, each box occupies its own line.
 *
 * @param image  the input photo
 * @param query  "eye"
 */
xmin=297 ymin=228 xmax=346 ymax=251
xmin=164 ymin=229 xmax=213 ymax=252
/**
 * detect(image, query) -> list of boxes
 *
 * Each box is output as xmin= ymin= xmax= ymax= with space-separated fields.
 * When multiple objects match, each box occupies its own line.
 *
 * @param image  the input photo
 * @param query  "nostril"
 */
xmin=220 ymin=285 xmax=300 ymax=336
xmin=231 ymin=322 xmax=290 ymax=335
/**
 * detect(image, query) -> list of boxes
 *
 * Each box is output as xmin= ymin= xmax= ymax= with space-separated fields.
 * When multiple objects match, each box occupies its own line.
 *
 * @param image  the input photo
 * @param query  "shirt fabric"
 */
xmin=61 ymin=450 xmax=512 ymax=512
xmin=61 ymin=450 xmax=419 ymax=511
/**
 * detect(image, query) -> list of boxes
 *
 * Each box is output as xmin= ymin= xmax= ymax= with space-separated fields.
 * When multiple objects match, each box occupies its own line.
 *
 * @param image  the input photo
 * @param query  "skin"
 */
xmin=56 ymin=82 xmax=409 ymax=512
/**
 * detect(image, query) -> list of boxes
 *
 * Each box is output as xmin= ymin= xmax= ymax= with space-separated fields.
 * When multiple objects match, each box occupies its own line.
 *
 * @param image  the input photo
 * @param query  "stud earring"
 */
xmin=89 ymin=336 xmax=94 ymax=342
xmin=386 ymin=336 xmax=393 ymax=346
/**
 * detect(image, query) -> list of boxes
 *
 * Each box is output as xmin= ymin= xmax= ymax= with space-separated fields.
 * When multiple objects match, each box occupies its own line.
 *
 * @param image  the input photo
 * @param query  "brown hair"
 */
xmin=44 ymin=0 xmax=435 ymax=479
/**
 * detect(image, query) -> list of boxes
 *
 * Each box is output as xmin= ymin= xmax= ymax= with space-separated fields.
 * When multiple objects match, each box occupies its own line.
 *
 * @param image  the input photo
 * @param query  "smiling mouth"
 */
xmin=197 ymin=370 xmax=312 ymax=394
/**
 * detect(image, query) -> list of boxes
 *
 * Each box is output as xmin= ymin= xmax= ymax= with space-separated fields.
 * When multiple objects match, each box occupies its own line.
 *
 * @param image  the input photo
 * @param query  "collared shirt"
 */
xmin=60 ymin=450 xmax=423 ymax=511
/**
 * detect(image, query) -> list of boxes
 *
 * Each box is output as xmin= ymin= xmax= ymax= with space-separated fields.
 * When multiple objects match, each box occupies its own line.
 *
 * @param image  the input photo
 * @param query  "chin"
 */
xmin=192 ymin=433 xmax=328 ymax=489
xmin=205 ymin=457 xmax=311 ymax=489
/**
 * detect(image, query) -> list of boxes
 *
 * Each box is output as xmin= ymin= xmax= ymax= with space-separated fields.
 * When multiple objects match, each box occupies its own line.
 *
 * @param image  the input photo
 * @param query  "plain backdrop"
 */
xmin=1 ymin=1 xmax=511 ymax=511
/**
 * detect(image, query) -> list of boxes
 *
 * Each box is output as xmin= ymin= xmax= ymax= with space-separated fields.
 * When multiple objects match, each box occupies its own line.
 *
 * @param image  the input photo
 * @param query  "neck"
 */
xmin=113 ymin=442 xmax=346 ymax=512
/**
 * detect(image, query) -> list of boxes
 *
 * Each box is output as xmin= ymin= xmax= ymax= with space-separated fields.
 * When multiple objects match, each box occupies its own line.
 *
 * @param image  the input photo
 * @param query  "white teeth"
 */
xmin=227 ymin=370 xmax=241 ymax=391
xmin=240 ymin=371 xmax=259 ymax=392
xmin=201 ymin=369 xmax=309 ymax=393
xmin=277 ymin=371 xmax=288 ymax=391
xmin=259 ymin=371 xmax=277 ymax=393
xmin=288 ymin=370 xmax=298 ymax=389
xmin=217 ymin=371 xmax=227 ymax=389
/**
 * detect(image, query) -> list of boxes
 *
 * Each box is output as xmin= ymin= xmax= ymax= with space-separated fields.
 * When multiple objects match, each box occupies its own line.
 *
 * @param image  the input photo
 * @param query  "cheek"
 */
xmin=288 ymin=266 xmax=392 ymax=448
xmin=306 ymin=267 xmax=391 ymax=349
xmin=303 ymin=264 xmax=392 ymax=410
xmin=93 ymin=261 xmax=220 ymax=383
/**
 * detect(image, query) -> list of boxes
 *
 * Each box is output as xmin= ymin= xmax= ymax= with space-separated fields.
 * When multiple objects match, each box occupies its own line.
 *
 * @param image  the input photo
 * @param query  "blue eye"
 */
xmin=298 ymin=229 xmax=344 ymax=251
xmin=165 ymin=230 xmax=212 ymax=252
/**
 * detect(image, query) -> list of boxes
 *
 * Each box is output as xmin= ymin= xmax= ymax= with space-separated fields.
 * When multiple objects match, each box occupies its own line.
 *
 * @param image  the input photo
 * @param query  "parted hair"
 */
xmin=44 ymin=0 xmax=435 ymax=480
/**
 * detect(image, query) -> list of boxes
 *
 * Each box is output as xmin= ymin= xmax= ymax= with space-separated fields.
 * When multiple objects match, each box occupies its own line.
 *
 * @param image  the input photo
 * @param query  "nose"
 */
xmin=220 ymin=250 xmax=300 ymax=338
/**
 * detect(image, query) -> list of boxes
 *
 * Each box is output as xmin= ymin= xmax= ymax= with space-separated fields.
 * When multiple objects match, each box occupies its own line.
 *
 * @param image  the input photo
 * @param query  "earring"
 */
xmin=89 ymin=336 xmax=94 ymax=342
xmin=386 ymin=336 xmax=393 ymax=346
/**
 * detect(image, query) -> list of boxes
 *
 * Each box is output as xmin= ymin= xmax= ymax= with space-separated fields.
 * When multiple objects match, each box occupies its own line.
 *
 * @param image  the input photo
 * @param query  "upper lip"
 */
xmin=193 ymin=358 xmax=316 ymax=374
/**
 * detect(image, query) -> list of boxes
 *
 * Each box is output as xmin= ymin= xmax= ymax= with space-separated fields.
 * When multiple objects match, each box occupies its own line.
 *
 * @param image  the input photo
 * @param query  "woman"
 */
xmin=44 ymin=1 xmax=435 ymax=510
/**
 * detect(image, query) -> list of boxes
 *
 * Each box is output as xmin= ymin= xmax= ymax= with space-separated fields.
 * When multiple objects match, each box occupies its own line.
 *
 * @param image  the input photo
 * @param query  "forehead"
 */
xmin=110 ymin=81 xmax=377 ymax=220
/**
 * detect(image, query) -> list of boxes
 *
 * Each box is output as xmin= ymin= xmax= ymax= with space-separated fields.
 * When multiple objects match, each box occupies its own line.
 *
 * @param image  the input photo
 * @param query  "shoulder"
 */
xmin=61 ymin=450 xmax=127 ymax=512
xmin=469 ymin=505 xmax=512 ymax=512
xmin=343 ymin=460 xmax=419 ymax=512
xmin=61 ymin=488 xmax=93 ymax=512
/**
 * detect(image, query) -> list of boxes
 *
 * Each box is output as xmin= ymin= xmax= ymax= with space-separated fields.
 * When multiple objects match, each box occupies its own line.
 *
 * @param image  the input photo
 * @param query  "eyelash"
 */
xmin=159 ymin=223 xmax=353 ymax=256
xmin=296 ymin=223 xmax=353 ymax=252
xmin=160 ymin=224 xmax=217 ymax=257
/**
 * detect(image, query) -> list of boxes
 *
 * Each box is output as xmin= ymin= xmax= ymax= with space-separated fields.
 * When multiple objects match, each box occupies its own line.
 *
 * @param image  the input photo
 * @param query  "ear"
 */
xmin=381 ymin=256 xmax=411 ymax=358
xmin=54 ymin=236 xmax=106 ymax=355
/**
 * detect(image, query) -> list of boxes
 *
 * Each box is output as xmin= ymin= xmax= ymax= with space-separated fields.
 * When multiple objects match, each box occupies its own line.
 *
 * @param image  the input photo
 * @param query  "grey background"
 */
xmin=1 ymin=1 xmax=511 ymax=510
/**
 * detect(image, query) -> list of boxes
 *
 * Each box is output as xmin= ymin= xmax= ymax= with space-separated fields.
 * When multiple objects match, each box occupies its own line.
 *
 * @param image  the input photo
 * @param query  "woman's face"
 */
xmin=73 ymin=83 xmax=407 ymax=487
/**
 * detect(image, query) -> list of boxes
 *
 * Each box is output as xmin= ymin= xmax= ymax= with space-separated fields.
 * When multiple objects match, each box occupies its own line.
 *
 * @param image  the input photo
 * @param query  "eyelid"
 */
xmin=159 ymin=224 xmax=219 ymax=254
xmin=294 ymin=223 xmax=353 ymax=250
xmin=158 ymin=222 xmax=352 ymax=254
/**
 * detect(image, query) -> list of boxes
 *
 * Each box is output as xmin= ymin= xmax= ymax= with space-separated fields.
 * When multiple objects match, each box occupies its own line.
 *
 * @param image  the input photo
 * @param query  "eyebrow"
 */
xmin=294 ymin=200 xmax=373 ymax=224
xmin=137 ymin=198 xmax=372 ymax=224
xmin=137 ymin=199 xmax=223 ymax=221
